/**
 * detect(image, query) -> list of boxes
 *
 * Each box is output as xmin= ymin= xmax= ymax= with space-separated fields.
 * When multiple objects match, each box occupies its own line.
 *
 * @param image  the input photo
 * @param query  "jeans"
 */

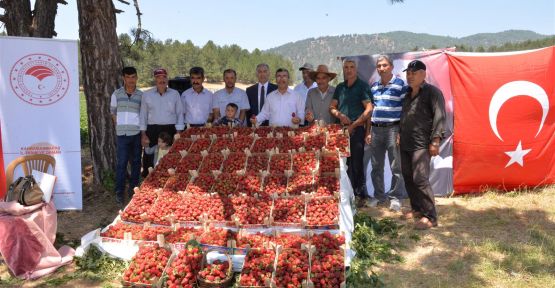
xmin=365 ymin=125 xmax=405 ymax=202
xmin=116 ymin=134 xmax=142 ymax=199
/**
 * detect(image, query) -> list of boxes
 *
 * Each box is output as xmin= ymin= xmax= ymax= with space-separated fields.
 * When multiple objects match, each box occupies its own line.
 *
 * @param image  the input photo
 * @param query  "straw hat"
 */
xmin=309 ymin=65 xmax=337 ymax=81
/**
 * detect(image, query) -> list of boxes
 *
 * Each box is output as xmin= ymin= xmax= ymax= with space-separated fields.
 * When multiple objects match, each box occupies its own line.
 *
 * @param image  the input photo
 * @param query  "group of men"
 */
xmin=110 ymin=56 xmax=446 ymax=230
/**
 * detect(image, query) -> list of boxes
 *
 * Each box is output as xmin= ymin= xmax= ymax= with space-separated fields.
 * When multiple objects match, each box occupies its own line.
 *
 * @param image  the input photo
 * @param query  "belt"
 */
xmin=371 ymin=121 xmax=399 ymax=127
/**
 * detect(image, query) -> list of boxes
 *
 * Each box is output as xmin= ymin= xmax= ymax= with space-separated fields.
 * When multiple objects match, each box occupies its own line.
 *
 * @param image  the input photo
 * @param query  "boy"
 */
xmin=144 ymin=131 xmax=173 ymax=167
xmin=215 ymin=103 xmax=243 ymax=127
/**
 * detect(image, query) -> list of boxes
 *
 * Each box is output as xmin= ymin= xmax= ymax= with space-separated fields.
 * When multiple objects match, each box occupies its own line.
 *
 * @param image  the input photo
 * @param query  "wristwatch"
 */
xmin=431 ymin=142 xmax=440 ymax=147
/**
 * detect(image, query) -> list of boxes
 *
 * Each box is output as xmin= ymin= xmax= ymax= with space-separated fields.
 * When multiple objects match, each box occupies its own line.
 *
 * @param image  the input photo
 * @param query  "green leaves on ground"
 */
xmin=347 ymin=213 xmax=407 ymax=287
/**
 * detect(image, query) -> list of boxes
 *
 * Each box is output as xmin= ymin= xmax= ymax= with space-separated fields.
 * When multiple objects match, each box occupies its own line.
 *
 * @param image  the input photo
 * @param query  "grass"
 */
xmin=80 ymin=92 xmax=89 ymax=146
xmin=365 ymin=186 xmax=555 ymax=288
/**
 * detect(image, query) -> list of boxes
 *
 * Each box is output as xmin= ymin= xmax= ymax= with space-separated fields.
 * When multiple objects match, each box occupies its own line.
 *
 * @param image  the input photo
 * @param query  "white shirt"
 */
xmin=294 ymin=81 xmax=317 ymax=99
xmin=212 ymin=87 xmax=250 ymax=118
xmin=256 ymin=88 xmax=305 ymax=127
xmin=181 ymin=87 xmax=214 ymax=125
xmin=140 ymin=87 xmax=184 ymax=131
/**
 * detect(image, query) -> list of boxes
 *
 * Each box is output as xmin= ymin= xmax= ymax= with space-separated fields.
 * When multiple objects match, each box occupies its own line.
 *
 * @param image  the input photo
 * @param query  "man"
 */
xmin=329 ymin=59 xmax=373 ymax=207
xmin=294 ymin=62 xmax=317 ymax=101
xmin=251 ymin=68 xmax=304 ymax=127
xmin=181 ymin=66 xmax=214 ymax=127
xmin=305 ymin=65 xmax=336 ymax=124
xmin=365 ymin=55 xmax=407 ymax=211
xmin=140 ymin=68 xmax=184 ymax=177
xmin=399 ymin=60 xmax=446 ymax=230
xmin=212 ymin=68 xmax=250 ymax=124
xmin=110 ymin=66 xmax=143 ymax=206
xmin=246 ymin=63 xmax=277 ymax=126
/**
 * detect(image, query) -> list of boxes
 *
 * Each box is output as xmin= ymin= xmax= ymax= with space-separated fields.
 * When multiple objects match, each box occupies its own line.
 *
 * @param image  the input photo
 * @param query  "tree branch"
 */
xmin=57 ymin=0 xmax=68 ymax=4
xmin=132 ymin=0 xmax=142 ymax=44
xmin=114 ymin=8 xmax=124 ymax=14
xmin=116 ymin=0 xmax=130 ymax=5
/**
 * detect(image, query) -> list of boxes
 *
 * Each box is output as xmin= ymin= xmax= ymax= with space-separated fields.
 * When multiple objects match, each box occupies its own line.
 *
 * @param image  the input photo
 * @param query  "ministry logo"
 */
xmin=9 ymin=53 xmax=70 ymax=106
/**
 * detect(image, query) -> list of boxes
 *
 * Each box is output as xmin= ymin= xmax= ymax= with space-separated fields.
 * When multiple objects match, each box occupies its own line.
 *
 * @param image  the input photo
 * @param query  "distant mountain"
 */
xmin=266 ymin=30 xmax=550 ymax=81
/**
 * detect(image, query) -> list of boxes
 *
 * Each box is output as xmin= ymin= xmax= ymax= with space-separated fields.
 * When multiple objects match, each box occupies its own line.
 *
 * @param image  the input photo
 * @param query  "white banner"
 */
xmin=0 ymin=36 xmax=82 ymax=210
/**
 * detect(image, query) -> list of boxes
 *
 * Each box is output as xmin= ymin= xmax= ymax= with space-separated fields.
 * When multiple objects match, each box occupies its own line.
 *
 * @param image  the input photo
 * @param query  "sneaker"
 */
xmin=389 ymin=199 xmax=401 ymax=212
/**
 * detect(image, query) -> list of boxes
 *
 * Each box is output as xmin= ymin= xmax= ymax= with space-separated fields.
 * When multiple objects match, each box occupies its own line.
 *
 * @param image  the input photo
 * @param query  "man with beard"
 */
xmin=181 ymin=66 xmax=214 ymax=127
xmin=364 ymin=55 xmax=407 ymax=211
xmin=250 ymin=68 xmax=304 ymax=127
xmin=140 ymin=68 xmax=184 ymax=177
xmin=212 ymin=68 xmax=250 ymax=125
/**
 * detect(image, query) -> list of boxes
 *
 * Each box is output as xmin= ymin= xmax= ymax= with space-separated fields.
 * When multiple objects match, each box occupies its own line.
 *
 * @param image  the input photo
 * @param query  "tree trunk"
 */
xmin=0 ymin=0 xmax=62 ymax=37
xmin=77 ymin=0 xmax=120 ymax=184
xmin=32 ymin=0 xmax=63 ymax=37
xmin=0 ymin=0 xmax=33 ymax=36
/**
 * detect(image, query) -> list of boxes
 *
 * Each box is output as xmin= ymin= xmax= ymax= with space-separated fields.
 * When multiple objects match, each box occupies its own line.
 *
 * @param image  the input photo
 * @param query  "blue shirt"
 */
xmin=370 ymin=75 xmax=406 ymax=123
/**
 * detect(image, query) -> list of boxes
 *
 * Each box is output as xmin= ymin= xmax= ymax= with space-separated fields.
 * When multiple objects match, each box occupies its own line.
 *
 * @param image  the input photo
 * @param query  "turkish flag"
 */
xmin=448 ymin=47 xmax=555 ymax=194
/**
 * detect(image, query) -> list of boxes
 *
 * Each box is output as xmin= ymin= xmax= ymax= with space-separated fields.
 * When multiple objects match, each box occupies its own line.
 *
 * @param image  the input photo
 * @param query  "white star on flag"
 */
xmin=504 ymin=141 xmax=531 ymax=168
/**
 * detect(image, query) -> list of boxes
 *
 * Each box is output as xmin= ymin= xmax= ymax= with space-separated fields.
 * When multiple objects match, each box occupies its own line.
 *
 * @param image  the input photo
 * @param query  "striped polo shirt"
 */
xmin=110 ymin=87 xmax=143 ymax=136
xmin=370 ymin=75 xmax=406 ymax=123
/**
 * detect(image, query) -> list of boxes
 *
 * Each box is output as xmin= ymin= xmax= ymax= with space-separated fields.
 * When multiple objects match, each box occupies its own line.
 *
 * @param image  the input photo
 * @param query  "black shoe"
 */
xmin=116 ymin=194 xmax=124 ymax=209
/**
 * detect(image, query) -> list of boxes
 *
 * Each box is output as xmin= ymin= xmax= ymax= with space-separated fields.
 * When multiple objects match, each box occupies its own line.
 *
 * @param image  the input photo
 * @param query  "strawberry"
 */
xmin=198 ymin=259 xmax=230 ymax=284
xmin=122 ymin=244 xmax=171 ymax=285
xmin=306 ymin=197 xmax=339 ymax=226
xmin=165 ymin=246 xmax=203 ymax=288
xmin=275 ymin=249 xmax=309 ymax=288
xmin=239 ymin=249 xmax=276 ymax=286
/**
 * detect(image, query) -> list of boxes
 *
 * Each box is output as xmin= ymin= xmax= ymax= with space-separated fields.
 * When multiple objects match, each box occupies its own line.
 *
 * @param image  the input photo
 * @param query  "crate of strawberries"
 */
xmin=122 ymin=243 xmax=172 ymax=287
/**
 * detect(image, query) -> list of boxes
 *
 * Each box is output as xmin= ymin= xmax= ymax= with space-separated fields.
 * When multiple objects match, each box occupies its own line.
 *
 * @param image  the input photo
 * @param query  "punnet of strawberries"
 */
xmin=122 ymin=244 xmax=171 ymax=285
xmin=164 ymin=245 xmax=203 ymax=288
xmin=274 ymin=249 xmax=309 ymax=288
xmin=239 ymin=249 xmax=276 ymax=287
xmin=310 ymin=249 xmax=345 ymax=288
xmin=309 ymin=231 xmax=346 ymax=251
xmin=306 ymin=197 xmax=339 ymax=226
xmin=270 ymin=233 xmax=309 ymax=249
xmin=236 ymin=232 xmax=272 ymax=248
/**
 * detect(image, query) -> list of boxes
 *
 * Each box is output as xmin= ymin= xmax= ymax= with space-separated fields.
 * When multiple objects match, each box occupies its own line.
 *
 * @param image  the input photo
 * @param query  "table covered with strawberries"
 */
xmin=78 ymin=124 xmax=355 ymax=287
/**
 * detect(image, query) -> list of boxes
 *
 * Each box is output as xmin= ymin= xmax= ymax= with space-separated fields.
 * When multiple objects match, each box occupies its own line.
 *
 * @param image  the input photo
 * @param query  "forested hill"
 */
xmin=266 ymin=30 xmax=551 ymax=81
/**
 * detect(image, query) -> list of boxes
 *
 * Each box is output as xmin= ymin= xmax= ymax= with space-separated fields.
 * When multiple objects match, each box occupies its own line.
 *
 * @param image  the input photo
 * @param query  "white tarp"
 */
xmin=0 ymin=36 xmax=82 ymax=210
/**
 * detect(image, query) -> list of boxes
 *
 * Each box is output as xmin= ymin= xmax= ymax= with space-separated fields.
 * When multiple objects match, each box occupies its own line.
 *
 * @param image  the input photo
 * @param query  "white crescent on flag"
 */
xmin=489 ymin=80 xmax=550 ymax=141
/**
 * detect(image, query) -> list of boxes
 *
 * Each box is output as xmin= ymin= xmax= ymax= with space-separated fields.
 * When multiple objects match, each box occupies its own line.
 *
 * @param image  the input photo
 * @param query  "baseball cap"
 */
xmin=298 ymin=63 xmax=314 ymax=71
xmin=153 ymin=68 xmax=168 ymax=77
xmin=403 ymin=60 xmax=426 ymax=72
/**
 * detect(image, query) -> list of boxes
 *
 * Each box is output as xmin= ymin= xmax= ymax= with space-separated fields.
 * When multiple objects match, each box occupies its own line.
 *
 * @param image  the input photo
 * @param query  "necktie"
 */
xmin=260 ymin=85 xmax=265 ymax=112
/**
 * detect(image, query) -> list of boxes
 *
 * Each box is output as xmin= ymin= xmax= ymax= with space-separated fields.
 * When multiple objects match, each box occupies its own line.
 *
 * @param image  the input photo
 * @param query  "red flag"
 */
xmin=0 ymin=121 xmax=5 ymax=199
xmin=448 ymin=47 xmax=555 ymax=194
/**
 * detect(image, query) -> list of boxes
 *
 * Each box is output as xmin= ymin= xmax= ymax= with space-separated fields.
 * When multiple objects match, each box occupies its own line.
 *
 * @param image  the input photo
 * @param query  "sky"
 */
xmin=49 ymin=0 xmax=555 ymax=51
